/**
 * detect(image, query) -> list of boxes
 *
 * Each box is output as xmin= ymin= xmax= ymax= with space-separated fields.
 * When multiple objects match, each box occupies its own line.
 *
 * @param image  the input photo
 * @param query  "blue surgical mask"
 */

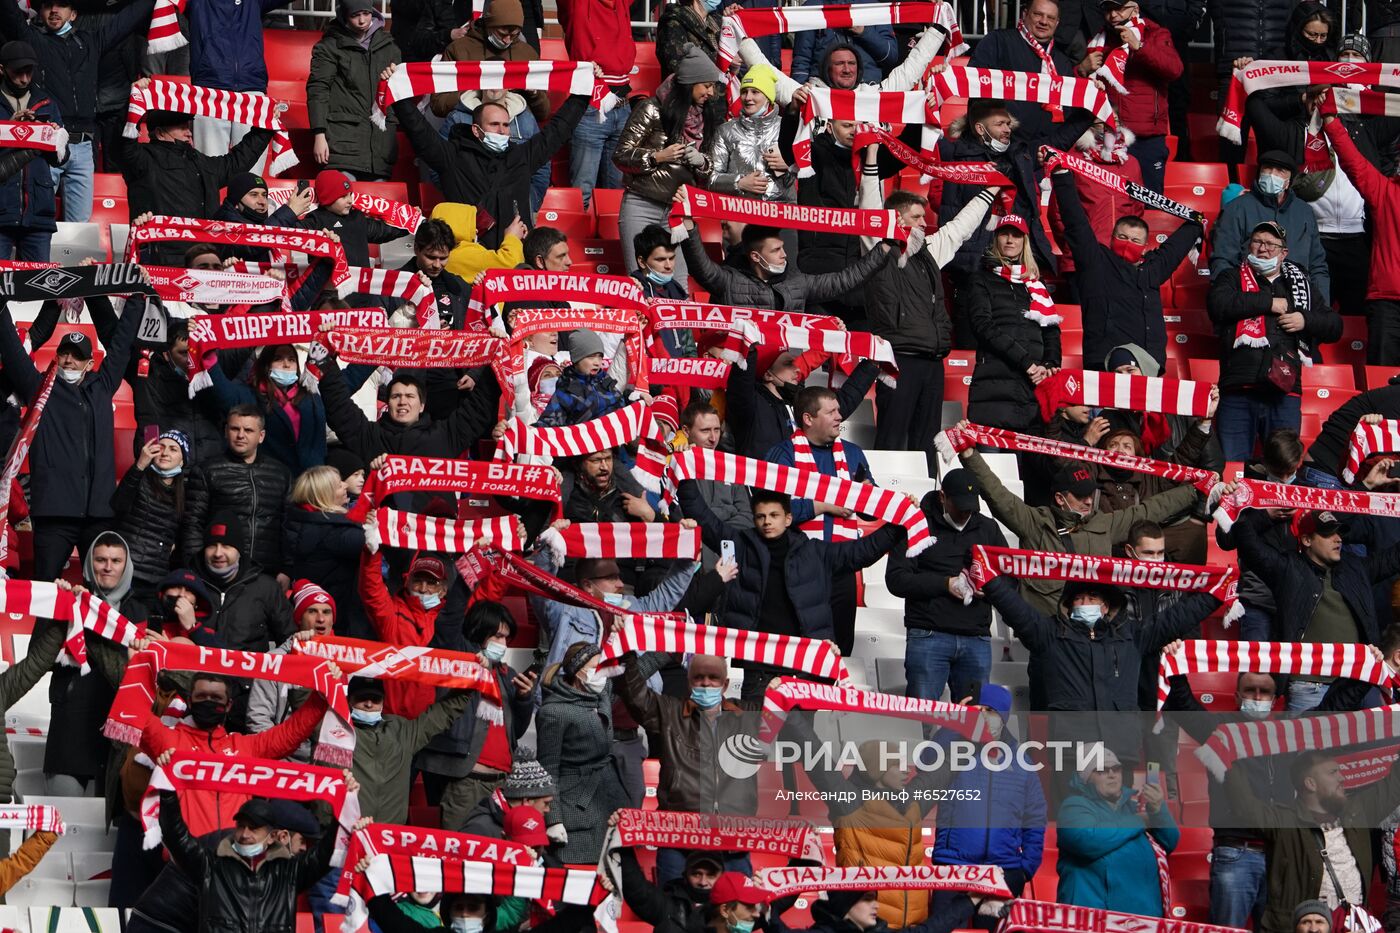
xmin=646 ymin=269 xmax=674 ymax=285
xmin=153 ymin=464 xmax=182 ymax=478
xmin=481 ymin=131 xmax=510 ymax=152
xmin=52 ymin=21 xmax=73 ymax=34
xmin=350 ymin=708 xmax=382 ymax=726
xmin=417 ymin=592 xmax=442 ymax=610
xmin=731 ymin=921 xmax=755 ymax=933
xmin=233 ymin=839 xmax=266 ymax=858
xmin=1239 ymin=698 xmax=1273 ymax=719
xmin=690 ymin=685 xmax=723 ymax=708
xmin=268 ymin=368 xmax=299 ymax=387
xmin=1070 ymin=604 xmax=1103 ymax=627
xmin=1246 ymin=253 xmax=1280 ymax=275
xmin=602 ymin=592 xmax=628 ymax=607
xmin=703 ymin=0 xmax=723 ymax=10
xmin=452 ymin=921 xmax=484 ymax=933
xmin=482 ymin=641 xmax=507 ymax=662
xmin=1257 ymin=172 xmax=1286 ymax=196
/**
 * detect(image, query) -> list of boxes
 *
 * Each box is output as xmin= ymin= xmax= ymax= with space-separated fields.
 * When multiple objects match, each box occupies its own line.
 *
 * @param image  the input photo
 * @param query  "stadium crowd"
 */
xmin=0 ymin=0 xmax=1396 ymax=931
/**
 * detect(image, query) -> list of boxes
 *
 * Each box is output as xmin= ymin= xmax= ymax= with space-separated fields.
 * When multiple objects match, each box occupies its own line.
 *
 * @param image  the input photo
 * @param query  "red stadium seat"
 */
xmin=1332 ymin=316 xmax=1368 ymax=375
xmin=350 ymin=181 xmax=410 ymax=203
xmin=1304 ymin=363 xmax=1356 ymax=391
xmin=1187 ymin=671 xmax=1244 ymax=711
xmin=536 ymin=205 xmax=596 ymax=239
xmin=1052 ymin=303 xmax=1082 ymax=330
xmin=592 ymin=187 xmax=623 ymax=240
xmin=263 ymin=30 xmax=321 ymax=84
xmin=1164 ymin=162 xmax=1229 ymax=189
xmin=540 ymin=188 xmax=586 ymax=213
xmin=944 ymin=350 xmax=974 ymax=406
xmin=418 ymin=182 xmax=443 ymax=216
xmin=1366 ymin=365 xmax=1400 ymax=389
xmin=1058 ymin=329 xmax=1083 ymax=356
xmin=1301 ymin=385 xmax=1358 ymax=422
xmin=1166 ymin=331 xmax=1216 ymax=367
xmin=266 ymin=78 xmax=309 ymax=129
xmin=1187 ymin=358 xmax=1220 ymax=384
xmin=576 ymin=238 xmax=626 ymax=274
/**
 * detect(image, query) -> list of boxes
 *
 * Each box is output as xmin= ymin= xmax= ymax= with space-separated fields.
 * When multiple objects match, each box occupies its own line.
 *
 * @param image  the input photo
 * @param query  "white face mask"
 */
xmin=759 ymin=259 xmax=786 ymax=275
xmin=984 ymin=135 xmax=1009 ymax=153
xmin=584 ymin=668 xmax=609 ymax=693
xmin=944 ymin=509 xmax=971 ymax=532
xmin=233 ymin=839 xmax=267 ymax=858
xmin=58 ymin=367 xmax=84 ymax=384
xmin=1239 ymin=698 xmax=1273 ymax=719
xmin=481 ymin=130 xmax=510 ymax=152
xmin=452 ymin=919 xmax=485 ymax=933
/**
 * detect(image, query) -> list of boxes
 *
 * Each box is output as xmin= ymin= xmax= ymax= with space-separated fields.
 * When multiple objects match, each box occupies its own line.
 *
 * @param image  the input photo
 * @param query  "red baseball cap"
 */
xmin=503 ymin=805 xmax=549 ymax=846
xmin=995 ymin=214 xmax=1030 ymax=235
xmin=408 ymin=556 xmax=448 ymax=582
xmin=710 ymin=872 xmax=774 ymax=906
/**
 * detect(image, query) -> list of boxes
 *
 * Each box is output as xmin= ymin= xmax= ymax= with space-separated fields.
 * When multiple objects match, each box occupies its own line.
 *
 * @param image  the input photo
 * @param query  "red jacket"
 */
xmin=358 ymin=549 xmax=437 ymax=718
xmin=556 ymin=0 xmax=636 ymax=87
xmin=1106 ymin=18 xmax=1182 ymax=139
xmin=1327 ymin=118 xmax=1400 ymax=300
xmin=140 ymin=695 xmax=328 ymax=839
xmin=1048 ymin=152 xmax=1145 ymax=275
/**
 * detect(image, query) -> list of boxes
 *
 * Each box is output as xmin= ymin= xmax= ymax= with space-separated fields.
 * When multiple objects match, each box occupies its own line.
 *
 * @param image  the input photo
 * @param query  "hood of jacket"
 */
xmin=432 ymin=201 xmax=481 ymax=246
xmin=458 ymin=88 xmax=528 ymax=119
xmin=1103 ymin=342 xmax=1161 ymax=377
xmin=84 ymin=530 xmax=134 ymax=607
xmin=1067 ymin=773 xmax=1141 ymax=809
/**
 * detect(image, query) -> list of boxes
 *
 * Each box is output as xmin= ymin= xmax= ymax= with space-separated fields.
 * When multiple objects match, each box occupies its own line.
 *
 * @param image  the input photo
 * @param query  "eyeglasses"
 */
xmin=1249 ymin=239 xmax=1284 ymax=255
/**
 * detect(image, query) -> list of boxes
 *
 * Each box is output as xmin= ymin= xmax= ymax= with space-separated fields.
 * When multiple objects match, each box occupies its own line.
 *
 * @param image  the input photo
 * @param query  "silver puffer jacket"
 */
xmin=709 ymin=107 xmax=795 ymax=202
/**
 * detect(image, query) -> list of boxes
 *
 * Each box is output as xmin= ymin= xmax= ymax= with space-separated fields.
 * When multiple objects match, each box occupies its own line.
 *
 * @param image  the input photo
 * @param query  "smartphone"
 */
xmin=1146 ymin=761 xmax=1161 ymax=786
xmin=968 ymin=680 xmax=982 ymax=703
xmin=142 ymin=424 xmax=160 ymax=445
xmin=720 ymin=540 xmax=735 ymax=563
xmin=1387 ymin=462 xmax=1400 ymax=479
xmin=296 ymin=179 xmax=310 ymax=194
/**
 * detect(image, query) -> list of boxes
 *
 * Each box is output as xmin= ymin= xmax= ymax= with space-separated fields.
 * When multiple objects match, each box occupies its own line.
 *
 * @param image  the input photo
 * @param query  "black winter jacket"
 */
xmin=725 ymin=350 xmax=878 ymax=460
xmin=1206 ymin=261 xmax=1340 ymax=394
xmin=389 ymin=0 xmax=467 ymax=60
xmin=116 ymin=130 xmax=276 ymax=222
xmin=682 ymin=226 xmax=893 ymax=312
xmin=283 ymin=507 xmax=367 ymax=639
xmin=301 ymin=205 xmax=403 ymax=268
xmin=159 ymin=791 xmax=334 ymax=933
xmin=983 ymin=575 xmax=1217 ymax=760
xmin=393 ymin=93 xmax=588 ymax=249
xmin=1207 ymin=0 xmax=1291 ymax=78
xmin=180 ymin=451 xmax=292 ymax=573
xmin=964 ymin=264 xmax=1063 ymax=430
xmin=679 ymin=479 xmax=903 ymax=640
xmin=616 ymin=847 xmax=710 ymax=933
xmin=1232 ymin=510 xmax=1400 ymax=645
xmin=212 ymin=200 xmax=306 ymax=264
xmin=318 ymin=356 xmax=498 ymax=464
xmin=0 ymin=0 xmax=154 ymax=133
xmin=886 ymin=506 xmax=1008 ymax=635
xmin=307 ymin=17 xmax=401 ymax=180
xmin=1307 ymin=383 xmax=1400 ymax=480
xmin=1050 ymin=171 xmax=1203 ymax=368
xmin=0 ymin=298 xmax=139 ymax=518
xmin=112 ymin=464 xmax=186 ymax=592
xmin=195 ymin=557 xmax=296 ymax=652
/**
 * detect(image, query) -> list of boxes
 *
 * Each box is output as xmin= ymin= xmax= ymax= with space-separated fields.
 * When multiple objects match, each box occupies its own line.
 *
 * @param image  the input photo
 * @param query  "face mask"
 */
xmin=486 ymin=31 xmax=512 ymax=49
xmin=1070 ymin=604 xmax=1103 ymax=627
xmin=351 ymin=708 xmax=382 ymax=726
xmin=984 ymin=134 xmax=1009 ymax=153
xmin=453 ymin=921 xmax=484 ymax=933
xmin=1239 ymin=698 xmax=1273 ymax=719
xmin=1256 ymin=172 xmax=1286 ymax=196
xmin=417 ymin=592 xmax=442 ymax=611
xmin=153 ymin=464 xmax=182 ymax=478
xmin=1246 ymin=253 xmax=1280 ymax=275
xmin=943 ymin=508 xmax=971 ymax=532
xmin=480 ymin=130 xmax=510 ymax=151
xmin=233 ymin=839 xmax=267 ymax=858
xmin=776 ymin=381 xmax=801 ymax=406
xmin=1111 ymin=238 xmax=1147 ymax=264
xmin=646 ymin=268 xmax=674 ymax=285
xmin=268 ymin=368 xmax=299 ymax=387
xmin=703 ymin=0 xmax=723 ymax=10
xmin=980 ymin=711 xmax=1004 ymax=739
xmin=538 ymin=377 xmax=558 ymax=397
xmin=759 ymin=259 xmax=786 ymax=275
xmin=210 ymin=561 xmax=239 ymax=582
xmin=190 ymin=699 xmax=227 ymax=730
xmin=602 ymin=592 xmax=628 ymax=607
xmin=1269 ymin=471 xmax=1297 ymax=485
xmin=482 ymin=641 xmax=507 ymax=662
xmin=58 ymin=368 xmax=84 ymax=384
xmin=585 ymin=668 xmax=609 ymax=693
xmin=690 ymin=685 xmax=723 ymax=708
xmin=52 ymin=21 xmax=72 ymax=34
xmin=731 ymin=922 xmax=755 ymax=933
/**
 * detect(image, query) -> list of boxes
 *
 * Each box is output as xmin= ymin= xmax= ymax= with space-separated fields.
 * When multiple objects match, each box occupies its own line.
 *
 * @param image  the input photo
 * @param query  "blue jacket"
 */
xmin=536 ymin=365 xmax=626 ymax=428
xmin=0 ymin=90 xmax=60 ymax=232
xmin=207 ymin=366 xmax=328 ymax=474
xmin=790 ymin=0 xmax=898 ymax=85
xmin=765 ymin=437 xmax=873 ymax=532
xmin=931 ymin=737 xmax=1047 ymax=881
xmin=1056 ymin=781 xmax=1180 ymax=916
xmin=187 ymin=0 xmax=292 ymax=91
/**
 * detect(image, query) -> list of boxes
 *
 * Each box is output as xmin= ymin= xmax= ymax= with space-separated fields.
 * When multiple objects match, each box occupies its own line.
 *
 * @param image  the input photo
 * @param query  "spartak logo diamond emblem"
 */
xmin=27 ymin=268 xmax=81 ymax=296
xmin=7 ymin=124 xmax=31 ymax=141
xmin=1064 ymin=375 xmax=1079 ymax=395
xmin=1324 ymin=61 xmax=1366 ymax=79
xmin=173 ymin=273 xmax=201 ymax=292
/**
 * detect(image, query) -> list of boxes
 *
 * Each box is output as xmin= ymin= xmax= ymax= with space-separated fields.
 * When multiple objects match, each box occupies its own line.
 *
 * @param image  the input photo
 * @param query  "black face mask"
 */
xmin=189 ymin=699 xmax=227 ymax=730
xmin=236 ymin=201 xmax=267 ymax=222
xmin=775 ymin=381 xmax=801 ymax=405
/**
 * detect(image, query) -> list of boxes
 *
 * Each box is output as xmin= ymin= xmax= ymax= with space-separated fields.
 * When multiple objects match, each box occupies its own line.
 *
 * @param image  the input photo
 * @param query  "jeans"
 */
xmin=1208 ymin=845 xmax=1267 ymax=928
xmin=905 ymin=630 xmax=992 ymax=703
xmin=569 ymin=102 xmax=629 ymax=208
xmin=1216 ymin=391 xmax=1302 ymax=461
xmin=1287 ymin=679 xmax=1328 ymax=711
xmin=51 ymin=139 xmax=94 ymax=222
xmin=1127 ymin=134 xmax=1170 ymax=194
xmin=1301 ymin=465 xmax=1344 ymax=490
xmin=0 ymin=226 xmax=52 ymax=261
xmin=656 ymin=848 xmax=751 ymax=886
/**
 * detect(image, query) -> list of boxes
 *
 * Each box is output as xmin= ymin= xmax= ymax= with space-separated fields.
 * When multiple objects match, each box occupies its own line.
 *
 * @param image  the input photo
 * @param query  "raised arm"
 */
xmin=803 ymin=243 xmax=893 ymax=305
xmin=957 ymin=445 xmax=1046 ymax=544
xmin=0 ymin=304 xmax=41 ymax=400
xmin=0 ymin=619 xmax=63 ymax=710
xmin=157 ymin=791 xmax=210 ymax=877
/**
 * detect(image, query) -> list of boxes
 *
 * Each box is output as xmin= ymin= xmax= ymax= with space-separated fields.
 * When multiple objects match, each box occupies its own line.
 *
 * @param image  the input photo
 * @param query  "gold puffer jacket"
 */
xmin=614 ymin=93 xmax=712 ymax=205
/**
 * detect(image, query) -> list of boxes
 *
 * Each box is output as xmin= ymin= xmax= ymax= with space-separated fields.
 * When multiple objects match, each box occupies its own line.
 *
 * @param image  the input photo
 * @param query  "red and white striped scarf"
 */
xmin=339 ymin=266 xmax=439 ymax=328
xmin=128 ymin=215 xmax=348 ymax=296
xmin=1211 ymin=478 xmax=1400 ymax=531
xmin=759 ymin=865 xmax=1011 ymax=899
xmin=372 ymin=60 xmax=610 ymax=128
xmin=495 ymin=399 xmax=649 ymax=462
xmin=0 ymin=363 xmax=53 ymax=568
xmin=600 ymin=614 xmax=847 ymax=680
xmin=772 ymin=325 xmax=899 ymax=387
xmin=503 ymin=307 xmax=647 ymax=392
xmin=468 ymin=269 xmax=647 ymax=336
xmin=991 ymin=262 xmax=1059 ymax=325
xmin=998 ymin=901 xmax=1242 ymax=933
xmin=717 ymin=2 xmax=951 ymax=67
xmin=646 ymin=300 xmax=841 ymax=366
xmin=347 ymin=455 xmax=560 ymax=523
xmin=1085 ymin=18 xmax=1142 ymax=94
xmin=1018 ymin=21 xmax=1062 ymax=120
xmin=105 ymin=641 xmax=353 ymax=765
xmin=1342 ymin=419 xmax=1400 ymax=483
xmin=1219 ymin=61 xmax=1400 ymax=144
xmin=794 ymin=88 xmax=938 ymax=178
xmin=791 ymin=430 xmax=858 ymax=542
xmin=354 ymin=852 xmax=607 ymax=904
xmin=1330 ymin=87 xmax=1400 ymax=118
xmin=935 ymin=423 xmax=1220 ymax=491
xmin=1042 ymin=145 xmax=1202 ymax=222
xmin=668 ymin=184 xmax=908 ymax=244
xmin=1236 ymin=261 xmax=1311 ymax=353
xmin=760 ymin=677 xmax=988 ymax=743
xmin=929 ymin=66 xmax=1116 ymax=130
xmin=141 ymin=751 xmax=348 ymax=848
xmin=1158 ymin=639 xmax=1395 ymax=711
xmin=537 ymin=522 xmax=701 ymax=564
xmin=266 ymin=186 xmax=423 ymax=233
xmin=292 ymin=634 xmax=505 ymax=724
xmin=366 ymin=509 xmax=523 ymax=556
xmin=124 ymin=79 xmax=297 ymax=176
xmin=335 ymin=824 xmax=535 ymax=906
xmin=0 ymin=122 xmax=68 ymax=161
xmin=1195 ymin=707 xmax=1400 ymax=782
xmin=147 ymin=0 xmax=186 ymax=53
xmin=0 ymin=804 xmax=64 ymax=834
xmin=1034 ymin=370 xmax=1215 ymax=423
xmin=669 ymin=446 xmax=935 ymax=556
xmin=0 ymin=581 xmax=147 ymax=673
xmin=634 ymin=394 xmax=680 ymax=494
